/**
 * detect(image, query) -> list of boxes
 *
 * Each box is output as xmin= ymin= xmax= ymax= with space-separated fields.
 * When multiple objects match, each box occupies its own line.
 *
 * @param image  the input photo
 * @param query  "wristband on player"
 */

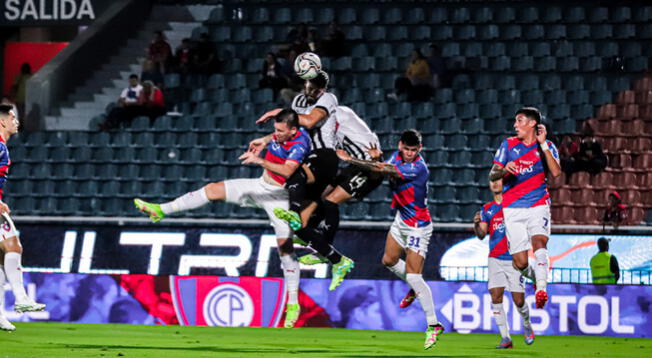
xmin=540 ymin=141 xmax=549 ymax=151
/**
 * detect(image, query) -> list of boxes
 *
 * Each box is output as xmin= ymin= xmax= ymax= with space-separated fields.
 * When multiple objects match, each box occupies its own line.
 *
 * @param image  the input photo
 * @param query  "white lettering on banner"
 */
xmin=79 ymin=231 xmax=130 ymax=274
xmin=3 ymin=0 xmax=95 ymax=22
xmin=578 ymin=296 xmax=609 ymax=334
xmin=552 ymin=295 xmax=576 ymax=332
xmin=452 ymin=285 xmax=481 ymax=333
xmin=120 ymin=232 xmax=185 ymax=275
xmin=23 ymin=230 xmax=77 ymax=273
xmin=611 ymin=297 xmax=634 ymax=334
xmin=527 ymin=295 xmax=550 ymax=332
xmin=255 ymin=234 xmax=328 ymax=278
xmin=178 ymin=234 xmax=252 ymax=276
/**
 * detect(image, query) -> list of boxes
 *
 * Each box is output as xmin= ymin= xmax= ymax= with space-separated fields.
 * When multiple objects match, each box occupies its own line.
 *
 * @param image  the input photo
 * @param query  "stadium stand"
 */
xmin=7 ymin=2 xmax=652 ymax=224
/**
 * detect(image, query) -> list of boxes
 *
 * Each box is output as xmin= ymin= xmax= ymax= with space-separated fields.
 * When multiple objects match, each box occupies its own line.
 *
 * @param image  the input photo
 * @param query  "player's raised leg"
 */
xmin=277 ymin=238 xmax=301 ymax=328
xmin=134 ymin=183 xmax=216 ymax=222
xmin=532 ymin=234 xmax=550 ymax=309
xmin=512 ymin=291 xmax=534 ymax=345
xmin=0 ymin=256 xmax=16 ymax=331
xmin=0 ymin=215 xmax=45 ymax=313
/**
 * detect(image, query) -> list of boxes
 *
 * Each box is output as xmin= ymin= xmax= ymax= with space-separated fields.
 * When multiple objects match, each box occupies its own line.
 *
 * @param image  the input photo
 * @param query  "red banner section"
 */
xmin=3 ymin=41 xmax=68 ymax=95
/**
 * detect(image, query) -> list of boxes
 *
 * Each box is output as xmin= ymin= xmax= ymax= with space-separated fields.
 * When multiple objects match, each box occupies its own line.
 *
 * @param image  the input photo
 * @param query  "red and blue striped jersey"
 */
xmin=493 ymin=137 xmax=559 ymax=209
xmin=264 ymin=128 xmax=311 ymax=185
xmin=480 ymin=201 xmax=511 ymax=261
xmin=0 ymin=138 xmax=9 ymax=201
xmin=386 ymin=151 xmax=431 ymax=227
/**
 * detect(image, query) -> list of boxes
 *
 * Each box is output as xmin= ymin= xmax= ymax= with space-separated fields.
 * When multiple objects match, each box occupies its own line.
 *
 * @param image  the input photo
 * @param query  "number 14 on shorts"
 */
xmin=408 ymin=236 xmax=421 ymax=249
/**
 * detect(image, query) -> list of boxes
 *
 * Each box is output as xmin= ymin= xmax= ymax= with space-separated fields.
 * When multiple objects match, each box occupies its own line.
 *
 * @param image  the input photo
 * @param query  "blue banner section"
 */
xmin=2 ymin=272 xmax=650 ymax=337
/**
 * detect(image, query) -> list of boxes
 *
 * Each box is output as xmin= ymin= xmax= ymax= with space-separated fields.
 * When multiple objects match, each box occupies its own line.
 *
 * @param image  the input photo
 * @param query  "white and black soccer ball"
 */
xmin=294 ymin=52 xmax=322 ymax=80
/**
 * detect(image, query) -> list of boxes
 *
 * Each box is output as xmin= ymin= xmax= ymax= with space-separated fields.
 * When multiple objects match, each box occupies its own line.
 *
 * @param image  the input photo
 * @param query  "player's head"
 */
xmin=597 ymin=237 xmax=610 ymax=252
xmin=273 ymin=108 xmax=299 ymax=142
xmin=513 ymin=106 xmax=542 ymax=139
xmin=128 ymin=74 xmax=139 ymax=87
xmin=489 ymin=179 xmax=503 ymax=196
xmin=304 ymin=70 xmax=329 ymax=104
xmin=398 ymin=129 xmax=422 ymax=162
xmin=0 ymin=104 xmax=18 ymax=135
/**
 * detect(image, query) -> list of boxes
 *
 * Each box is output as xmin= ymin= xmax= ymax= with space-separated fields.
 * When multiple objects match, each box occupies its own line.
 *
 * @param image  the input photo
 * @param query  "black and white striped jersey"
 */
xmin=291 ymin=92 xmax=338 ymax=150
xmin=335 ymin=106 xmax=381 ymax=161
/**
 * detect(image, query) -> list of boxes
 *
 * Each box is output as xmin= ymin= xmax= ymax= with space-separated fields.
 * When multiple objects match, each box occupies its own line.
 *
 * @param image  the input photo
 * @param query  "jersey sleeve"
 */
xmin=286 ymin=142 xmax=309 ymax=163
xmin=493 ymin=139 xmax=509 ymax=167
xmin=546 ymin=140 xmax=560 ymax=161
xmin=480 ymin=206 xmax=490 ymax=224
xmin=316 ymin=93 xmax=338 ymax=117
xmin=395 ymin=161 xmax=427 ymax=182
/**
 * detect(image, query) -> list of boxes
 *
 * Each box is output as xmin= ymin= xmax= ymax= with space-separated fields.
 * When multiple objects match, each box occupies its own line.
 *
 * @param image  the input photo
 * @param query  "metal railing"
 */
xmin=440 ymin=266 xmax=652 ymax=285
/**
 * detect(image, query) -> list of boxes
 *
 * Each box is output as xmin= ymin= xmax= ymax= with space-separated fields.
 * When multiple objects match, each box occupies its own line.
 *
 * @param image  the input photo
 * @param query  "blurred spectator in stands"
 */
xmin=138 ymin=80 xmax=166 ymax=120
xmin=590 ymin=237 xmax=620 ymax=284
xmin=389 ymin=50 xmax=432 ymax=102
xmin=561 ymin=134 xmax=607 ymax=180
xmin=10 ymin=62 xmax=31 ymax=122
xmin=307 ymin=29 xmax=320 ymax=53
xmin=147 ymin=31 xmax=172 ymax=74
xmin=99 ymin=74 xmax=143 ymax=131
xmin=192 ymin=33 xmax=221 ymax=74
xmin=173 ymin=38 xmax=194 ymax=75
xmin=279 ymin=50 xmax=303 ymax=105
xmin=287 ymin=23 xmax=311 ymax=54
xmin=427 ymin=44 xmax=448 ymax=88
xmin=602 ymin=192 xmax=628 ymax=230
xmin=259 ymin=53 xmax=287 ymax=99
xmin=321 ymin=21 xmax=346 ymax=58
xmin=141 ymin=59 xmax=164 ymax=89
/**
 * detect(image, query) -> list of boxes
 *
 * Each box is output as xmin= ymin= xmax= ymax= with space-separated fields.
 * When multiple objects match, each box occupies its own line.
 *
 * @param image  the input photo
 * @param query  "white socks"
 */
xmin=387 ymin=259 xmax=406 ymax=281
xmin=4 ymin=252 xmax=29 ymax=303
xmin=280 ymin=254 xmax=300 ymax=305
xmin=160 ymin=188 xmax=210 ymax=214
xmin=517 ymin=304 xmax=532 ymax=328
xmin=492 ymin=303 xmax=511 ymax=339
xmin=406 ymin=273 xmax=438 ymax=326
xmin=0 ymin=265 xmax=5 ymax=315
xmin=534 ymin=248 xmax=549 ymax=292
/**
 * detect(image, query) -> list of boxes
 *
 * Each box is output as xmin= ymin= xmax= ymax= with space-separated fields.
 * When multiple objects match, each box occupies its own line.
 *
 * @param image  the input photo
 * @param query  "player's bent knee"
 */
xmin=381 ymin=254 xmax=398 ymax=267
xmin=276 ymin=238 xmax=294 ymax=254
xmin=0 ymin=237 xmax=22 ymax=254
xmin=204 ymin=182 xmax=225 ymax=201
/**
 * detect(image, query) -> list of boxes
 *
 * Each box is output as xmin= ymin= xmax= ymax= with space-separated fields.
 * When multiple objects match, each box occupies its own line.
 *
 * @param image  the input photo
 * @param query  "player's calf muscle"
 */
xmin=203 ymin=182 xmax=225 ymax=201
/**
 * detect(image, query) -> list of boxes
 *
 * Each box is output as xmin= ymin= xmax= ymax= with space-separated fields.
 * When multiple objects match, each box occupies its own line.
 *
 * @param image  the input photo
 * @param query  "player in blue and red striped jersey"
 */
xmin=489 ymin=107 xmax=561 ymax=309
xmin=474 ymin=180 xmax=534 ymax=349
xmin=0 ymin=105 xmax=46 ymax=332
xmin=341 ymin=129 xmax=444 ymax=350
xmin=135 ymin=108 xmax=309 ymax=328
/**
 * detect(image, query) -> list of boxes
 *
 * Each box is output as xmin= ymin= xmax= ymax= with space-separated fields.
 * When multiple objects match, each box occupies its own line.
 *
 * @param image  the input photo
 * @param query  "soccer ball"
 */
xmin=294 ymin=52 xmax=322 ymax=80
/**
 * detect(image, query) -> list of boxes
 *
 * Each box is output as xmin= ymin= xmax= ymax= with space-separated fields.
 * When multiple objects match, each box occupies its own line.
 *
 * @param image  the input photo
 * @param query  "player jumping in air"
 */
xmin=134 ymin=109 xmax=309 ymax=328
xmin=342 ymin=129 xmax=444 ymax=350
xmin=489 ymin=107 xmax=561 ymax=309
xmin=473 ymin=180 xmax=534 ymax=349
xmin=255 ymin=71 xmax=354 ymax=291
xmin=0 ymin=105 xmax=46 ymax=332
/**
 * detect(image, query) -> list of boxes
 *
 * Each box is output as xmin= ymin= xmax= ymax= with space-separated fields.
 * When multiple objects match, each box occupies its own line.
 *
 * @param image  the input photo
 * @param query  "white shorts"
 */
xmin=389 ymin=214 xmax=432 ymax=258
xmin=503 ymin=205 xmax=551 ymax=255
xmin=487 ymin=257 xmax=525 ymax=292
xmin=224 ymin=177 xmax=291 ymax=239
xmin=0 ymin=213 xmax=18 ymax=240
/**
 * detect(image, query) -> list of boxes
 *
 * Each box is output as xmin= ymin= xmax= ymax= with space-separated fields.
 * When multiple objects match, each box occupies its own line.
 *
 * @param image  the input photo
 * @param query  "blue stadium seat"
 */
xmin=251 ymin=8 xmax=269 ymax=23
xmin=372 ymin=44 xmax=391 ymax=57
xmin=597 ymin=41 xmax=619 ymax=57
xmin=445 ymin=134 xmax=468 ymax=150
xmin=571 ymin=104 xmax=594 ymax=119
xmin=614 ymin=24 xmax=636 ymax=39
xmin=254 ymin=26 xmax=274 ymax=42
xmin=364 ymin=26 xmax=386 ymax=41
xmin=521 ymin=90 xmax=544 ymax=105
xmin=565 ymin=7 xmax=586 ymax=22
xmin=338 ymin=8 xmax=357 ymax=24
xmin=517 ymin=7 xmax=539 ymax=23
xmin=432 ymin=186 xmax=456 ymax=204
xmin=622 ymin=42 xmax=641 ymax=57
xmin=486 ymin=42 xmax=505 ymax=57
xmin=635 ymin=7 xmax=652 ymax=22
xmin=545 ymin=24 xmax=567 ymax=40
xmin=427 ymin=151 xmax=448 ymax=166
xmin=432 ymin=25 xmax=453 ymax=40
xmin=206 ymin=74 xmax=224 ymax=89
xmin=531 ymin=43 xmax=551 ymax=57
xmin=549 ymin=104 xmax=571 ymax=119
xmin=535 ymin=56 xmax=556 ymax=71
xmin=524 ymin=25 xmax=544 ymax=39
xmin=405 ymin=8 xmax=425 ymax=24
xmin=495 ymin=7 xmax=515 ymax=23
xmin=410 ymin=25 xmax=431 ymax=40
xmin=377 ymin=57 xmax=398 ymax=71
xmin=382 ymin=8 xmax=401 ymax=24
xmin=553 ymin=41 xmax=574 ymax=57
xmin=589 ymin=7 xmax=609 ymax=23
xmin=491 ymin=56 xmax=511 ymax=71
xmin=473 ymin=7 xmax=493 ymax=23
xmin=456 ymin=25 xmax=476 ymax=40
xmin=388 ymin=26 xmax=408 ymax=41
xmin=347 ymin=26 xmax=363 ymax=40
xmin=455 ymin=89 xmax=476 ymax=104
xmin=501 ymin=25 xmax=521 ymax=40
xmin=590 ymin=90 xmax=611 ymax=105
xmin=581 ymin=57 xmax=602 ymax=72
xmin=610 ymin=7 xmax=631 ymax=22
xmin=272 ymin=8 xmax=291 ymax=24
xmin=513 ymin=56 xmax=534 ymax=71
xmin=206 ymin=6 xmax=224 ymax=24
xmin=546 ymin=90 xmax=567 ymax=104
xmin=429 ymin=8 xmax=447 ymax=23
xmin=50 ymin=147 xmax=69 ymax=162
xmin=457 ymin=186 xmax=480 ymax=204
xmin=567 ymin=24 xmax=590 ymax=39
xmin=395 ymin=43 xmax=414 ymax=57
xmin=450 ymin=7 xmax=470 ymax=23
xmin=478 ymin=24 xmax=499 ymax=40
xmin=480 ymin=104 xmax=501 ymax=120
xmin=360 ymin=8 xmax=380 ymax=24
xmin=542 ymin=7 xmax=562 ymax=23
xmin=315 ymin=8 xmax=334 ymax=24
xmin=463 ymin=42 xmax=482 ymax=57
xmin=626 ymin=57 xmax=648 ymax=72
xmin=350 ymin=44 xmax=368 ymax=57
xmin=452 ymin=74 xmax=471 ymax=89
xmin=295 ymin=8 xmax=314 ymax=23
xmin=436 ymin=204 xmax=459 ymax=222
xmin=558 ymin=57 xmax=579 ymax=72
xmin=211 ymin=26 xmax=230 ymax=42
xmin=591 ymin=24 xmax=613 ymax=39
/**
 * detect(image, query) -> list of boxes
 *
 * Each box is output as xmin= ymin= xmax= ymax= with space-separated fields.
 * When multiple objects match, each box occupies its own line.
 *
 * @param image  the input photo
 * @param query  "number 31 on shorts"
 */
xmin=408 ymin=236 xmax=421 ymax=249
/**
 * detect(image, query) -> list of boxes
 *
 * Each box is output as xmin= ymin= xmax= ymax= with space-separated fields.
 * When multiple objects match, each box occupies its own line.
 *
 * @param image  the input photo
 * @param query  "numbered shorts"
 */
xmin=224 ymin=177 xmax=291 ymax=239
xmin=503 ymin=205 xmax=551 ymax=255
xmin=389 ymin=214 xmax=433 ymax=258
xmin=0 ymin=213 xmax=18 ymax=240
xmin=334 ymin=164 xmax=384 ymax=199
xmin=488 ymin=257 xmax=525 ymax=292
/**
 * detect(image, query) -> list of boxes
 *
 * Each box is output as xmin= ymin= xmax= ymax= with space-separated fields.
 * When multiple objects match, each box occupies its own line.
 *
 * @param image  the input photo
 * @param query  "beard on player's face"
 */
xmin=304 ymin=83 xmax=322 ymax=104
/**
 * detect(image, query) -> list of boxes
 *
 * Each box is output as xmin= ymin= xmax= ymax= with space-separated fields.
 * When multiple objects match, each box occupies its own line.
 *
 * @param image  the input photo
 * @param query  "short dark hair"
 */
xmin=597 ymin=237 xmax=609 ymax=252
xmin=515 ymin=106 xmax=542 ymax=124
xmin=400 ymin=129 xmax=422 ymax=146
xmin=129 ymin=74 xmax=138 ymax=80
xmin=274 ymin=108 xmax=299 ymax=129
xmin=307 ymin=70 xmax=329 ymax=89
xmin=0 ymin=104 xmax=14 ymax=116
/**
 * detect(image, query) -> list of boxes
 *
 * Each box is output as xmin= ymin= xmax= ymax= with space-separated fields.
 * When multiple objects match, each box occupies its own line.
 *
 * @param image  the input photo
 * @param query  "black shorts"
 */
xmin=303 ymin=148 xmax=340 ymax=202
xmin=334 ymin=164 xmax=384 ymax=199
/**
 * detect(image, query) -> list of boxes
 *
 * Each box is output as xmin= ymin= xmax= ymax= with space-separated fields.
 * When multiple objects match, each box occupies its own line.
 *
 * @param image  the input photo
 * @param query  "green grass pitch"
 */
xmin=1 ymin=322 xmax=650 ymax=358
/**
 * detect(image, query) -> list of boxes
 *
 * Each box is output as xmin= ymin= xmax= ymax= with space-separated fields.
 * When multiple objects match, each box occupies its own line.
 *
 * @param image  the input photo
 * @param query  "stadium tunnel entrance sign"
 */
xmin=1 ymin=0 xmax=111 ymax=26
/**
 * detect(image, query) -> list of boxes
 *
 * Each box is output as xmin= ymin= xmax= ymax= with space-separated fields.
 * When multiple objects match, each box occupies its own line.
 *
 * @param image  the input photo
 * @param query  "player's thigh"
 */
xmin=324 ymin=185 xmax=352 ymax=205
xmin=222 ymin=178 xmax=263 ymax=206
xmin=382 ymin=231 xmax=404 ymax=266
xmin=261 ymin=198 xmax=292 ymax=239
xmin=489 ymin=287 xmax=506 ymax=304
xmin=488 ymin=258 xmax=509 ymax=294
xmin=511 ymin=291 xmax=525 ymax=307
xmin=0 ymin=214 xmax=21 ymax=253
xmin=526 ymin=205 xmax=551 ymax=248
xmin=511 ymin=250 xmax=529 ymax=269
xmin=503 ymin=208 xmax=531 ymax=255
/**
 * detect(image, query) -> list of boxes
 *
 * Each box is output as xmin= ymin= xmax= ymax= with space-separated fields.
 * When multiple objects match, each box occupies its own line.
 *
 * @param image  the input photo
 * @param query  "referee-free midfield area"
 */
xmin=1 ymin=322 xmax=650 ymax=358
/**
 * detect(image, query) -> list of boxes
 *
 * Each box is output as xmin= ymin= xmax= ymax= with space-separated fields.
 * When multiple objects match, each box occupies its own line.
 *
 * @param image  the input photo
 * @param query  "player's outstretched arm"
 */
xmin=473 ymin=211 xmax=487 ymax=239
xmin=256 ymin=109 xmax=282 ymax=124
xmin=246 ymin=133 xmax=273 ymax=156
xmin=297 ymin=108 xmax=328 ymax=129
xmin=240 ymin=151 xmax=301 ymax=179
